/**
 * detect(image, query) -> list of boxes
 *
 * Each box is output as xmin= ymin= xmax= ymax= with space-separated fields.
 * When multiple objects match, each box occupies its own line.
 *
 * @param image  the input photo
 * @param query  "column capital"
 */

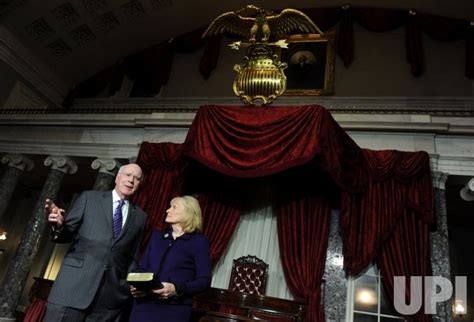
xmin=1 ymin=154 xmax=34 ymax=171
xmin=460 ymin=178 xmax=474 ymax=201
xmin=432 ymin=170 xmax=449 ymax=190
xmin=91 ymin=158 xmax=121 ymax=176
xmin=44 ymin=155 xmax=77 ymax=174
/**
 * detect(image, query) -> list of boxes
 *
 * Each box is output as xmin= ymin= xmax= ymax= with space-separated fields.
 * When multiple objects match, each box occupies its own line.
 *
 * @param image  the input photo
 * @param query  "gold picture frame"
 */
xmin=279 ymin=32 xmax=335 ymax=96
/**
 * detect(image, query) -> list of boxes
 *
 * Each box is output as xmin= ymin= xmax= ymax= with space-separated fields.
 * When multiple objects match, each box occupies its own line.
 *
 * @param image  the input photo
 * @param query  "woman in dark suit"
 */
xmin=129 ymin=195 xmax=212 ymax=322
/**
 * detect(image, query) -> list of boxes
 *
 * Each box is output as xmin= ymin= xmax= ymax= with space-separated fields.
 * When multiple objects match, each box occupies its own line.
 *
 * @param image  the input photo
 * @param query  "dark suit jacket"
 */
xmin=47 ymin=190 xmax=147 ymax=310
xmin=129 ymin=229 xmax=211 ymax=321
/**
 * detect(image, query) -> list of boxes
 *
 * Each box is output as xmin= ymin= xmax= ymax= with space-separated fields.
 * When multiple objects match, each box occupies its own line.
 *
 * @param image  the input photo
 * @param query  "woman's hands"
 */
xmin=150 ymin=282 xmax=177 ymax=300
xmin=129 ymin=285 xmax=147 ymax=298
xmin=129 ymin=282 xmax=177 ymax=300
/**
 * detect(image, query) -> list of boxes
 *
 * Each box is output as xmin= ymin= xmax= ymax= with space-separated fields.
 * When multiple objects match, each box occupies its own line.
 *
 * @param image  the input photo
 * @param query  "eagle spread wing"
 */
xmin=202 ymin=11 xmax=255 ymax=39
xmin=267 ymin=8 xmax=323 ymax=37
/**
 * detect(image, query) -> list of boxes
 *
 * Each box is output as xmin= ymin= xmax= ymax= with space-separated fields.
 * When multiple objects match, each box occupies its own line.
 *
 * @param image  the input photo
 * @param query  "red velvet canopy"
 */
xmin=134 ymin=104 xmax=435 ymax=322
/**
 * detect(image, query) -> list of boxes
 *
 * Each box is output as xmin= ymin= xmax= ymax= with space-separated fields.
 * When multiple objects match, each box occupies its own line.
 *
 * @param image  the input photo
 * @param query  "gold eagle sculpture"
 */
xmin=202 ymin=4 xmax=323 ymax=43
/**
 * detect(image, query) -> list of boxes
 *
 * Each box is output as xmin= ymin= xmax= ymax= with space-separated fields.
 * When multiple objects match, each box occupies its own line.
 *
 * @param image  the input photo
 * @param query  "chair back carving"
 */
xmin=228 ymin=255 xmax=268 ymax=295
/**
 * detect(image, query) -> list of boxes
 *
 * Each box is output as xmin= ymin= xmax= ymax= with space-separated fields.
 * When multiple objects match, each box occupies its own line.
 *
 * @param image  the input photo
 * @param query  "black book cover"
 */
xmin=126 ymin=272 xmax=164 ymax=291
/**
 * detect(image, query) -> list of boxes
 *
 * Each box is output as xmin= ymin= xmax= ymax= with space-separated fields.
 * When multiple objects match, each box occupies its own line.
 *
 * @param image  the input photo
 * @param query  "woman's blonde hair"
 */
xmin=171 ymin=195 xmax=202 ymax=233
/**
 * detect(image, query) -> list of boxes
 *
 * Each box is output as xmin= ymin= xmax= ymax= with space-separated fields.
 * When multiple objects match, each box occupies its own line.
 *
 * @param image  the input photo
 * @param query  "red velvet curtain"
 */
xmin=134 ymin=143 xmax=242 ymax=266
xmin=134 ymin=142 xmax=187 ymax=245
xmin=405 ymin=12 xmax=424 ymax=77
xmin=199 ymin=192 xmax=241 ymax=266
xmin=184 ymin=105 xmax=364 ymax=191
xmin=378 ymin=211 xmax=432 ymax=322
xmin=200 ymin=35 xmax=222 ymax=79
xmin=23 ymin=298 xmax=47 ymax=322
xmin=340 ymin=150 xmax=434 ymax=275
xmin=340 ymin=149 xmax=434 ymax=276
xmin=337 ymin=6 xmax=354 ymax=67
xmin=134 ymin=105 xmax=436 ymax=321
xmin=276 ymin=192 xmax=330 ymax=322
xmin=341 ymin=149 xmax=434 ymax=321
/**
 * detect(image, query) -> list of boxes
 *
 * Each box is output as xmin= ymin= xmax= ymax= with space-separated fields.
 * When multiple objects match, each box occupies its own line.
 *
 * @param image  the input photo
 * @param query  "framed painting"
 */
xmin=279 ymin=32 xmax=335 ymax=96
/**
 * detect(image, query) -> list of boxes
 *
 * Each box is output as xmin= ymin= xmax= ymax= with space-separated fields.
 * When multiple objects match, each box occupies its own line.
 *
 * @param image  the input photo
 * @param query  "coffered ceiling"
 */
xmin=1 ymin=0 xmax=473 ymax=87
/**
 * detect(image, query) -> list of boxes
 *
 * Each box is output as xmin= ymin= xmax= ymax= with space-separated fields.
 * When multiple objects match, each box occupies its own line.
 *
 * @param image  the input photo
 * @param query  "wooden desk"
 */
xmin=192 ymin=287 xmax=307 ymax=322
xmin=29 ymin=277 xmax=53 ymax=301
xmin=198 ymin=311 xmax=263 ymax=321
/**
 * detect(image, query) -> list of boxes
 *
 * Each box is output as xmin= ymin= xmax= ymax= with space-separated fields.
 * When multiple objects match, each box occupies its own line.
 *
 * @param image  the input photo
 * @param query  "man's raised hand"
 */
xmin=45 ymin=199 xmax=65 ymax=228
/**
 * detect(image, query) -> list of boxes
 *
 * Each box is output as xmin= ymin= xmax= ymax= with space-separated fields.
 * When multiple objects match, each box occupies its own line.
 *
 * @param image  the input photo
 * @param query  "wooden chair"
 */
xmin=228 ymin=255 xmax=268 ymax=296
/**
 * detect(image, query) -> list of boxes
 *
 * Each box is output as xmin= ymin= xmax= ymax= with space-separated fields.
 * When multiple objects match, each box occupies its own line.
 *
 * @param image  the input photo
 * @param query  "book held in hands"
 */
xmin=126 ymin=272 xmax=164 ymax=291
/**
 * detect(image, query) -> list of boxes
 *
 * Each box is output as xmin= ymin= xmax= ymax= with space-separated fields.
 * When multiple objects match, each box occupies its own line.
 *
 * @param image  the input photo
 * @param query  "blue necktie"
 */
xmin=113 ymin=200 xmax=125 ymax=238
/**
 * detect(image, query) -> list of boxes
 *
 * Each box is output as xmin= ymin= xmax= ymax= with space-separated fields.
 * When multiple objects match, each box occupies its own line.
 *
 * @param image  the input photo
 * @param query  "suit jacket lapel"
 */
xmin=101 ymin=191 xmax=113 ymax=239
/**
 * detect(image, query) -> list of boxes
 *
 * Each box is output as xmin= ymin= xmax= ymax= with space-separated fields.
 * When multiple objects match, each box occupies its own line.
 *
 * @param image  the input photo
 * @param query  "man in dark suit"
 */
xmin=44 ymin=163 xmax=147 ymax=322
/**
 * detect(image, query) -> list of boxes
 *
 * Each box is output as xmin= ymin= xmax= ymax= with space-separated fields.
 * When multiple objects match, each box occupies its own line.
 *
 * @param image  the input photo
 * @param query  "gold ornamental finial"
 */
xmin=202 ymin=5 xmax=322 ymax=106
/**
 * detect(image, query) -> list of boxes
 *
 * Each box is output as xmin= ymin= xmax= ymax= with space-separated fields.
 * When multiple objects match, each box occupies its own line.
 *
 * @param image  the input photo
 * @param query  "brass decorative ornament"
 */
xmin=202 ymin=5 xmax=322 ymax=106
xmin=232 ymin=44 xmax=287 ymax=105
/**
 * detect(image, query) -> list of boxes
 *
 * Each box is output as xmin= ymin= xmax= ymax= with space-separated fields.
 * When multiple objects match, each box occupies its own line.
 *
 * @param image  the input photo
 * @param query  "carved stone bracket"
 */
xmin=431 ymin=170 xmax=449 ymax=190
xmin=1 ymin=153 xmax=34 ymax=171
xmin=43 ymin=155 xmax=78 ymax=174
xmin=91 ymin=158 xmax=121 ymax=176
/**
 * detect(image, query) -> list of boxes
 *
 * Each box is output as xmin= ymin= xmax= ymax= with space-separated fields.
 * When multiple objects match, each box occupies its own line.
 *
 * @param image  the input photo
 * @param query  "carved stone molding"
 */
xmin=1 ymin=96 xmax=474 ymax=116
xmin=44 ymin=38 xmax=72 ymax=59
xmin=431 ymin=155 xmax=474 ymax=177
xmin=69 ymin=24 xmax=96 ymax=46
xmin=3 ymin=81 xmax=48 ymax=110
xmin=431 ymin=170 xmax=450 ymax=190
xmin=91 ymin=158 xmax=121 ymax=176
xmin=1 ymin=106 xmax=473 ymax=135
xmin=24 ymin=17 xmax=55 ymax=41
xmin=80 ymin=0 xmax=107 ymax=14
xmin=121 ymin=0 xmax=145 ymax=20
xmin=0 ymin=139 xmax=141 ymax=160
xmin=51 ymin=3 xmax=81 ymax=28
xmin=0 ymin=26 xmax=68 ymax=106
xmin=1 ymin=153 xmax=34 ymax=171
xmin=430 ymin=154 xmax=441 ymax=174
xmin=69 ymin=96 xmax=474 ymax=116
xmin=95 ymin=12 xmax=120 ymax=34
xmin=44 ymin=155 xmax=78 ymax=174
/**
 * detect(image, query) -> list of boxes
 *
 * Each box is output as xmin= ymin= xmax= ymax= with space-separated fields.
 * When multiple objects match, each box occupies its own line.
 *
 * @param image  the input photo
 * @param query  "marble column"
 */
xmin=323 ymin=210 xmax=347 ymax=322
xmin=91 ymin=158 xmax=121 ymax=191
xmin=430 ymin=171 xmax=453 ymax=322
xmin=0 ymin=156 xmax=77 ymax=321
xmin=0 ymin=154 xmax=34 ymax=224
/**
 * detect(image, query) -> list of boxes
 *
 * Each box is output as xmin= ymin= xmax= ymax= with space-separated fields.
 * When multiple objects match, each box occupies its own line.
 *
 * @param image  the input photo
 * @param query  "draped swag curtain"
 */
xmin=63 ymin=6 xmax=474 ymax=106
xmin=134 ymin=105 xmax=435 ymax=322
